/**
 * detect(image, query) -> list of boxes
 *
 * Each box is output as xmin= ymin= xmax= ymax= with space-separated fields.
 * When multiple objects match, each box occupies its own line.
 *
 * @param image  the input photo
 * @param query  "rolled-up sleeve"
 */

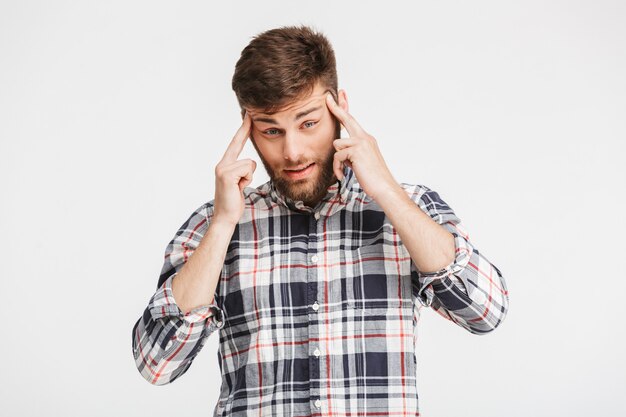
xmin=132 ymin=202 xmax=226 ymax=385
xmin=404 ymin=184 xmax=509 ymax=334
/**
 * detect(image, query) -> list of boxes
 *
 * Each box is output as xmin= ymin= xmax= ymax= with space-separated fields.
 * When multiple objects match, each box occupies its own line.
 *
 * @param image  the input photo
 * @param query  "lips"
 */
xmin=285 ymin=163 xmax=313 ymax=172
xmin=284 ymin=163 xmax=315 ymax=179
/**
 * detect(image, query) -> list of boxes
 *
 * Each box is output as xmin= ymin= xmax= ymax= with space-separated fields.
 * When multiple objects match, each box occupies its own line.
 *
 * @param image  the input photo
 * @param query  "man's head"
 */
xmin=232 ymin=26 xmax=348 ymax=207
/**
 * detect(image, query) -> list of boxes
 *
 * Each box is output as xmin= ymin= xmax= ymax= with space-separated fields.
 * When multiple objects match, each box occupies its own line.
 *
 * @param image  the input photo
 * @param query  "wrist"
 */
xmin=209 ymin=217 xmax=239 ymax=232
xmin=372 ymin=181 xmax=407 ymax=206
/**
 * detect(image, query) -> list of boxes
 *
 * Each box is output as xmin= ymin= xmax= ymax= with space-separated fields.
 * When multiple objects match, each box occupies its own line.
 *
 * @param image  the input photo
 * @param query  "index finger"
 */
xmin=221 ymin=112 xmax=252 ymax=163
xmin=325 ymin=93 xmax=365 ymax=137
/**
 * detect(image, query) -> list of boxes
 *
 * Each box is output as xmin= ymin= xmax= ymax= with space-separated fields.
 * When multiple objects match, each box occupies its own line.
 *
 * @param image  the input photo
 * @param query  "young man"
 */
xmin=132 ymin=26 xmax=509 ymax=416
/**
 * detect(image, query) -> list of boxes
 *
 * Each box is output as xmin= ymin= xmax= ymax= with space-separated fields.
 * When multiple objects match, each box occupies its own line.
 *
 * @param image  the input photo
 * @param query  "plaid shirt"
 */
xmin=132 ymin=166 xmax=509 ymax=416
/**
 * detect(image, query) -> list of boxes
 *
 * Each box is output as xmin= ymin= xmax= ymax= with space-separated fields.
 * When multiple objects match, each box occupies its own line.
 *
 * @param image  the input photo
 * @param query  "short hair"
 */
xmin=232 ymin=25 xmax=338 ymax=114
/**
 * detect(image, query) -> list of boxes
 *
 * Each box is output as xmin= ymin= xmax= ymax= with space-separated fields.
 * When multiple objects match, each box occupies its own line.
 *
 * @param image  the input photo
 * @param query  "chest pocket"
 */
xmin=342 ymin=244 xmax=413 ymax=316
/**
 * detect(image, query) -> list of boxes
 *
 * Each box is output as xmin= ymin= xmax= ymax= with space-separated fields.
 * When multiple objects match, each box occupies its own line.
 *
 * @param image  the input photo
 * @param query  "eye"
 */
xmin=303 ymin=121 xmax=317 ymax=129
xmin=264 ymin=128 xmax=281 ymax=136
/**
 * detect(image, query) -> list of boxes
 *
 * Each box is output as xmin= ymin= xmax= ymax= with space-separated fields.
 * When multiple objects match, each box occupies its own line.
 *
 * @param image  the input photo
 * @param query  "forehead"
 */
xmin=247 ymin=84 xmax=329 ymax=121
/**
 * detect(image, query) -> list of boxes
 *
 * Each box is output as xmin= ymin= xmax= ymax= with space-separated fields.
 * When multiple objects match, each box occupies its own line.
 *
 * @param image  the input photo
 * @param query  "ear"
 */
xmin=337 ymin=89 xmax=349 ymax=113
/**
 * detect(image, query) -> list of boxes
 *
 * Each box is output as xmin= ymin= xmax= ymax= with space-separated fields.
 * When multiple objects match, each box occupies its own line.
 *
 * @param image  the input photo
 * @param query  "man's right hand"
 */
xmin=213 ymin=112 xmax=256 ymax=226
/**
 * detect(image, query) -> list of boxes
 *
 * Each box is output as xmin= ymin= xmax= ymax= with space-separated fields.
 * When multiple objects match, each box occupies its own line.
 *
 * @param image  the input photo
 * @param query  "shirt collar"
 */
xmin=268 ymin=165 xmax=356 ymax=215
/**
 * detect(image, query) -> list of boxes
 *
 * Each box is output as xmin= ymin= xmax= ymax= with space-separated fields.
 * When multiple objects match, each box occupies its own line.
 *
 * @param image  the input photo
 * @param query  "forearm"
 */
xmin=171 ymin=219 xmax=236 ymax=314
xmin=377 ymin=184 xmax=455 ymax=273
xmin=132 ymin=206 xmax=230 ymax=385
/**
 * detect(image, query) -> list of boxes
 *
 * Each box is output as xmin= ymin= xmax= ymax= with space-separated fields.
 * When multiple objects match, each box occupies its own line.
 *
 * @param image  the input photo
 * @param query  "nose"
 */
xmin=282 ymin=130 xmax=304 ymax=162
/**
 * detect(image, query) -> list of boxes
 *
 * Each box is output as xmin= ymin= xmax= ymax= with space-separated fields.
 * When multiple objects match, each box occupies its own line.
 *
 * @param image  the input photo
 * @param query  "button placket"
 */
xmin=307 ymin=214 xmax=323 ymax=413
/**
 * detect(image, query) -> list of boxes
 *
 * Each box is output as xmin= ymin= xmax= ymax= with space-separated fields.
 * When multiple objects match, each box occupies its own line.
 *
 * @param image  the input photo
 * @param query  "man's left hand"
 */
xmin=326 ymin=93 xmax=400 ymax=202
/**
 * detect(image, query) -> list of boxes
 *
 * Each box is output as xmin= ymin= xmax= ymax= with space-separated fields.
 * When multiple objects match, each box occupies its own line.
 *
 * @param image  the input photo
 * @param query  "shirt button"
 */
xmin=311 ymin=301 xmax=319 ymax=311
xmin=313 ymin=348 xmax=321 ymax=357
xmin=314 ymin=399 xmax=321 ymax=408
xmin=314 ymin=212 xmax=321 ymax=220
xmin=311 ymin=255 xmax=319 ymax=263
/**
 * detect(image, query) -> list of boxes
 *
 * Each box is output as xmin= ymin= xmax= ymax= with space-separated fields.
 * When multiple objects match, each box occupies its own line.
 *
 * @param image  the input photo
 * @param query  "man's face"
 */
xmin=247 ymin=83 xmax=344 ymax=207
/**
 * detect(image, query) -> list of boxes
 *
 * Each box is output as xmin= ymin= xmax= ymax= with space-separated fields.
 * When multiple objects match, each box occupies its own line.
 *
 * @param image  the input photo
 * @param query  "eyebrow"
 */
xmin=252 ymin=106 xmax=322 ymax=124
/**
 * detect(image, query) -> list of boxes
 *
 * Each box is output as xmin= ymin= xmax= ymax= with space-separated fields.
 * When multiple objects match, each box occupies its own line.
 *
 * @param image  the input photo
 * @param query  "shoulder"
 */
xmin=174 ymin=201 xmax=214 ymax=234
xmin=399 ymin=182 xmax=461 ymax=227
xmin=398 ymin=182 xmax=457 ymax=214
xmin=398 ymin=182 xmax=433 ymax=203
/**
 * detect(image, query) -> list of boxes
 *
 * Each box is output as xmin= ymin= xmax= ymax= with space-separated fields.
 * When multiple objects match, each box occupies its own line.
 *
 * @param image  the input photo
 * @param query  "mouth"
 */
xmin=284 ymin=163 xmax=315 ymax=180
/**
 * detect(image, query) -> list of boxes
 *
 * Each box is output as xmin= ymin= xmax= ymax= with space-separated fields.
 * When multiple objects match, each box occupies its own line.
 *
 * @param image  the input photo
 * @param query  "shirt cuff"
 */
xmin=416 ymin=231 xmax=473 ymax=305
xmin=148 ymin=274 xmax=225 ymax=328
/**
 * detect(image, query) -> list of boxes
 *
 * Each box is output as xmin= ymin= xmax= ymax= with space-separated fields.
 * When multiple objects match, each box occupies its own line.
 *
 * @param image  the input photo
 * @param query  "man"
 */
xmin=132 ymin=26 xmax=509 ymax=416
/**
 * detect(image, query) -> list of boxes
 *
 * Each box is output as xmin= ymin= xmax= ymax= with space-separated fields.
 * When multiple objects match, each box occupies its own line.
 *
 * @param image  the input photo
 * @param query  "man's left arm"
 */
xmin=377 ymin=183 xmax=509 ymax=334
xmin=326 ymin=93 xmax=509 ymax=334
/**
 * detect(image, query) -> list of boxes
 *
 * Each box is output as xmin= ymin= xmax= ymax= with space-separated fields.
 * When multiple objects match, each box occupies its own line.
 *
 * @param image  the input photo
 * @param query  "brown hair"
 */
xmin=232 ymin=25 xmax=338 ymax=114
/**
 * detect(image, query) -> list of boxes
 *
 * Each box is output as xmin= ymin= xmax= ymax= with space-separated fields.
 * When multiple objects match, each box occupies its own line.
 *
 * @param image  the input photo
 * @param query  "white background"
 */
xmin=1 ymin=1 xmax=625 ymax=416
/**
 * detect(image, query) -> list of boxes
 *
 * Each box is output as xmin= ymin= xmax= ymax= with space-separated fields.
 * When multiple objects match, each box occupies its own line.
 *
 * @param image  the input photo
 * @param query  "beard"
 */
xmin=253 ymin=119 xmax=341 ymax=208
xmin=270 ymin=146 xmax=336 ymax=207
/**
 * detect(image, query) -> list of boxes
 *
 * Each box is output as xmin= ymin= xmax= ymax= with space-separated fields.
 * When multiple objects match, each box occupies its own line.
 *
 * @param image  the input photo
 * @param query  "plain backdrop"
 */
xmin=1 ymin=1 xmax=625 ymax=416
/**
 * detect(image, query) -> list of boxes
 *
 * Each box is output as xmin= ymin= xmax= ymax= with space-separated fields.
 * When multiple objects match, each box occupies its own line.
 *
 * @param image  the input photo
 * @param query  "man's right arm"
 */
xmin=132 ymin=113 xmax=256 ymax=385
xmin=131 ymin=205 xmax=235 ymax=385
